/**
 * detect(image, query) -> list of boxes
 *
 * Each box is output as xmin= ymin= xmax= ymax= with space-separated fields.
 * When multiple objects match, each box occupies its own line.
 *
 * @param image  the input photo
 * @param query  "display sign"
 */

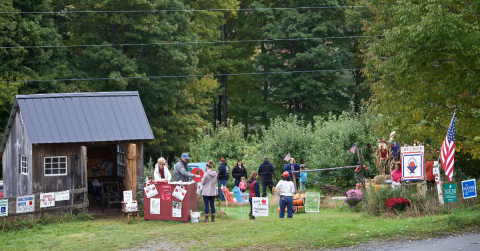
xmin=462 ymin=179 xmax=477 ymax=199
xmin=150 ymin=198 xmax=160 ymax=214
xmin=252 ymin=197 xmax=269 ymax=217
xmin=161 ymin=185 xmax=171 ymax=201
xmin=0 ymin=199 xmax=8 ymax=217
xmin=172 ymin=201 xmax=182 ymax=218
xmin=123 ymin=190 xmax=133 ymax=202
xmin=306 ymin=192 xmax=320 ymax=212
xmin=401 ymin=146 xmax=425 ymax=180
xmin=144 ymin=184 xmax=158 ymax=198
xmin=55 ymin=191 xmax=69 ymax=201
xmin=16 ymin=195 xmax=34 ymax=213
xmin=40 ymin=193 xmax=55 ymax=208
xmin=444 ymin=184 xmax=457 ymax=203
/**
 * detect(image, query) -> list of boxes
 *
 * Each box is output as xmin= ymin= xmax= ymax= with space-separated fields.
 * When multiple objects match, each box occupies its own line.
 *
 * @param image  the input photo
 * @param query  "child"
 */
xmin=299 ymin=164 xmax=307 ymax=192
xmin=239 ymin=177 xmax=247 ymax=192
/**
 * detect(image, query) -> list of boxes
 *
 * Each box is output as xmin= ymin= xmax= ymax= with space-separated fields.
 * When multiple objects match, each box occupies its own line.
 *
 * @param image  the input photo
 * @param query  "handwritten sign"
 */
xmin=55 ymin=191 xmax=69 ymax=201
xmin=40 ymin=193 xmax=55 ymax=208
xmin=252 ymin=197 xmax=268 ymax=217
xmin=462 ymin=179 xmax=477 ymax=199
xmin=401 ymin=146 xmax=424 ymax=181
xmin=123 ymin=190 xmax=133 ymax=202
xmin=150 ymin=198 xmax=160 ymax=214
xmin=306 ymin=192 xmax=320 ymax=213
xmin=0 ymin=199 xmax=8 ymax=217
xmin=16 ymin=196 xmax=35 ymax=213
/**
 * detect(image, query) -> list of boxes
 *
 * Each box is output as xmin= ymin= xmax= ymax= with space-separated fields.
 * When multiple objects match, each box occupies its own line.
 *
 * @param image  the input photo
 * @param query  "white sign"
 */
xmin=462 ymin=179 xmax=477 ymax=199
xmin=252 ymin=197 xmax=269 ymax=217
xmin=40 ymin=193 xmax=55 ymax=208
xmin=123 ymin=190 xmax=133 ymax=202
xmin=401 ymin=146 xmax=424 ymax=180
xmin=172 ymin=201 xmax=182 ymax=218
xmin=16 ymin=195 xmax=35 ymax=213
xmin=55 ymin=191 xmax=70 ymax=201
xmin=150 ymin=198 xmax=160 ymax=214
xmin=0 ymin=199 xmax=8 ymax=217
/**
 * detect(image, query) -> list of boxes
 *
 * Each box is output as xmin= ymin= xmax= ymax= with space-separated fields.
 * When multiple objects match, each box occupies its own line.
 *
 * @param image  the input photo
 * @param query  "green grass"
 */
xmin=1 ymin=204 xmax=479 ymax=251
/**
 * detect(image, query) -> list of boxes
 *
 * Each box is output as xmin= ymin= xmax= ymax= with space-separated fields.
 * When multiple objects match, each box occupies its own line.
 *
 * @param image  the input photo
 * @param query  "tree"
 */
xmin=55 ymin=0 xmax=217 ymax=161
xmin=363 ymin=0 xmax=480 ymax=156
xmin=251 ymin=0 xmax=356 ymax=122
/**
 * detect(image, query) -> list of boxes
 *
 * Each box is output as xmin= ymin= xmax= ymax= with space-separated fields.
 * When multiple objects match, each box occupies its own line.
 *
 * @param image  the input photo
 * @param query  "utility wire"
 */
xmin=0 ymin=6 xmax=368 ymax=14
xmin=1 ymin=68 xmax=364 ymax=83
xmin=0 ymin=36 xmax=371 ymax=49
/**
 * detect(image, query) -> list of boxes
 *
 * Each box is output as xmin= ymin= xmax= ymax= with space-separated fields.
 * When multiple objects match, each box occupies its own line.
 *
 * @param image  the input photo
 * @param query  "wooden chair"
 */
xmin=121 ymin=202 xmax=140 ymax=223
xmin=101 ymin=181 xmax=122 ymax=215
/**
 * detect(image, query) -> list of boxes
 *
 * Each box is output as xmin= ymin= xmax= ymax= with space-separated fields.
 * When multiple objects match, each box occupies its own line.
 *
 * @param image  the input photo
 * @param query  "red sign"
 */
xmin=190 ymin=168 xmax=204 ymax=183
xmin=161 ymin=185 xmax=171 ymax=201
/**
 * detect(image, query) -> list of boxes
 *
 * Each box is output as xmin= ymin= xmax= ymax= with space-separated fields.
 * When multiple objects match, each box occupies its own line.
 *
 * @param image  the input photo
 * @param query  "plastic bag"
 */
xmin=190 ymin=210 xmax=202 ymax=223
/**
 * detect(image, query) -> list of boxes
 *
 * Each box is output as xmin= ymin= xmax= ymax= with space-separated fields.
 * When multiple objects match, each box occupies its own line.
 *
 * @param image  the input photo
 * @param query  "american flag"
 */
xmin=440 ymin=112 xmax=455 ymax=181
xmin=350 ymin=143 xmax=357 ymax=154
xmin=284 ymin=153 xmax=291 ymax=161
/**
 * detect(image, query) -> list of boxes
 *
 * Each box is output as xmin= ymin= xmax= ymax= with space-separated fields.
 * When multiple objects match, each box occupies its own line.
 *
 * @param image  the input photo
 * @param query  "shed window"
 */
xmin=117 ymin=146 xmax=126 ymax=177
xmin=21 ymin=155 xmax=28 ymax=174
xmin=44 ymin=156 xmax=67 ymax=176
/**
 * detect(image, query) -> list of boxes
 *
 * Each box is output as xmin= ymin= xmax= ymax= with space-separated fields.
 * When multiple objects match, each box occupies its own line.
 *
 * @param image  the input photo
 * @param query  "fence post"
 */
xmin=357 ymin=148 xmax=365 ymax=192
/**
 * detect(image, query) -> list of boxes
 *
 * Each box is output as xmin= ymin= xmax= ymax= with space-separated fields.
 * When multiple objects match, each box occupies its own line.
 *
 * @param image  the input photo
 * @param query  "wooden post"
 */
xmin=357 ymin=148 xmax=366 ymax=192
xmin=126 ymin=143 xmax=137 ymax=192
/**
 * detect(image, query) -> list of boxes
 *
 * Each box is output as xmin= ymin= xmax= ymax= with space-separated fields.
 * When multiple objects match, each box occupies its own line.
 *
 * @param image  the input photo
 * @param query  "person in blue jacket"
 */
xmin=284 ymin=158 xmax=300 ymax=191
xmin=299 ymin=164 xmax=307 ymax=192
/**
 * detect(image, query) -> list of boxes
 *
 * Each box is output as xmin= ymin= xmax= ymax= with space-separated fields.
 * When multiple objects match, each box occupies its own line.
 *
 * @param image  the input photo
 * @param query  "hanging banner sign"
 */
xmin=16 ymin=195 xmax=35 ymax=213
xmin=40 ymin=193 xmax=55 ymax=208
xmin=144 ymin=184 xmax=158 ymax=199
xmin=55 ymin=191 xmax=70 ymax=201
xmin=461 ymin=179 xmax=477 ymax=199
xmin=444 ymin=184 xmax=457 ymax=203
xmin=306 ymin=193 xmax=320 ymax=213
xmin=401 ymin=146 xmax=424 ymax=181
xmin=0 ymin=199 xmax=8 ymax=217
xmin=252 ymin=197 xmax=269 ymax=217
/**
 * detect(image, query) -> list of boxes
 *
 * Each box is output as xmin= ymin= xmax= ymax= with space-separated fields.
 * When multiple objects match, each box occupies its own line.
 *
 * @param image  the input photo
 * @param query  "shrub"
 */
xmin=345 ymin=189 xmax=363 ymax=208
xmin=385 ymin=198 xmax=411 ymax=212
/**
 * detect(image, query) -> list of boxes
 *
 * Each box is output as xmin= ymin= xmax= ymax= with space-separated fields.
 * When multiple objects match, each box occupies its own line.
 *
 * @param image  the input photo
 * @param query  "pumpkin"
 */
xmin=294 ymin=195 xmax=301 ymax=199
xmin=297 ymin=206 xmax=303 ymax=210
xmin=300 ymin=194 xmax=306 ymax=198
xmin=293 ymin=199 xmax=298 ymax=206
xmin=292 ymin=207 xmax=297 ymax=213
xmin=277 ymin=207 xmax=280 ymax=213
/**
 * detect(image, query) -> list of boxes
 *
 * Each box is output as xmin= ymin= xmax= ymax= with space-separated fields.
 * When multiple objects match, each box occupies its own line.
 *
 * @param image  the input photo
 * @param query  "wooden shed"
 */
xmin=0 ymin=91 xmax=153 ymax=207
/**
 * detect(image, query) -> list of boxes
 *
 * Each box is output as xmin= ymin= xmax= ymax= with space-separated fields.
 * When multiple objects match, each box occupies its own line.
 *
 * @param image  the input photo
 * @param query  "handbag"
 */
xmin=190 ymin=210 xmax=202 ymax=223
xmin=144 ymin=184 xmax=158 ymax=198
xmin=196 ymin=183 xmax=203 ymax=195
xmin=172 ymin=185 xmax=187 ymax=201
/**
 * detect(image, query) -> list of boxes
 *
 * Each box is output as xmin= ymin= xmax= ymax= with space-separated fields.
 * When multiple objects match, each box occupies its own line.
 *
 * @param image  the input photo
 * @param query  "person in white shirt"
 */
xmin=154 ymin=157 xmax=172 ymax=181
xmin=276 ymin=171 xmax=295 ymax=218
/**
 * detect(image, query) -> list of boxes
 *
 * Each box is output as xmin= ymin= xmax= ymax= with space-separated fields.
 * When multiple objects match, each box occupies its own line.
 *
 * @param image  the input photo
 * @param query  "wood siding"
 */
xmin=2 ymin=111 xmax=33 ymax=197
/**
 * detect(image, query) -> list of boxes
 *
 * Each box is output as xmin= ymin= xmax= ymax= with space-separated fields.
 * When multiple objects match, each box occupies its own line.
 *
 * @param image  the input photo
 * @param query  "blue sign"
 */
xmin=462 ymin=179 xmax=477 ymax=199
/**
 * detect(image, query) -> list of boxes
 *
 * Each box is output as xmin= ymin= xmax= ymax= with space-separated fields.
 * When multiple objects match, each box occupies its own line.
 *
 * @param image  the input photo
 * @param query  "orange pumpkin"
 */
xmin=293 ymin=199 xmax=298 ymax=206
xmin=297 ymin=206 xmax=303 ymax=210
xmin=300 ymin=194 xmax=306 ymax=198
xmin=277 ymin=207 xmax=280 ymax=213
xmin=294 ymin=194 xmax=301 ymax=199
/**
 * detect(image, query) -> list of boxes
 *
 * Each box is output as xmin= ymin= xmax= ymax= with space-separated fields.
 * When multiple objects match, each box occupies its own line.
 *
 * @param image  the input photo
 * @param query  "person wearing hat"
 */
xmin=217 ymin=158 xmax=230 ymax=201
xmin=174 ymin=153 xmax=200 ymax=182
xmin=276 ymin=171 xmax=295 ymax=218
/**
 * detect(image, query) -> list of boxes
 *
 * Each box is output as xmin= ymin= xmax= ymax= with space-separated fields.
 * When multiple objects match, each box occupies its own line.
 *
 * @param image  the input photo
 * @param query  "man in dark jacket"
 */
xmin=217 ymin=158 xmax=230 ymax=201
xmin=257 ymin=156 xmax=275 ymax=197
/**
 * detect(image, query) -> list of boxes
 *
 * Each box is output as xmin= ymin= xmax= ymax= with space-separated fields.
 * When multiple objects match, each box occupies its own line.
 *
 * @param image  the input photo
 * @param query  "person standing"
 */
xmin=232 ymin=159 xmax=248 ymax=188
xmin=248 ymin=171 xmax=260 ymax=220
xmin=391 ymin=162 xmax=402 ymax=189
xmin=276 ymin=171 xmax=295 ymax=218
xmin=299 ymin=164 xmax=307 ymax=192
xmin=154 ymin=157 xmax=172 ymax=181
xmin=284 ymin=158 xmax=300 ymax=191
xmin=258 ymin=156 xmax=275 ymax=197
xmin=217 ymin=158 xmax=230 ymax=201
xmin=174 ymin=153 xmax=200 ymax=182
xmin=425 ymin=160 xmax=435 ymax=190
xmin=201 ymin=160 xmax=217 ymax=222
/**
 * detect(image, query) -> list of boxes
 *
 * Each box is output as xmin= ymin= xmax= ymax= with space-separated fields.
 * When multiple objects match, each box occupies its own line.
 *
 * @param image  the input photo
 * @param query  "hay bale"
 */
xmin=374 ymin=175 xmax=390 ymax=184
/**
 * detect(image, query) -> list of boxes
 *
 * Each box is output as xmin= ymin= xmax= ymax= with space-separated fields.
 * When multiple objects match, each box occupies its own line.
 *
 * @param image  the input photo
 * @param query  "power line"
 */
xmin=0 ymin=36 xmax=371 ymax=49
xmin=0 ymin=6 xmax=368 ymax=14
xmin=1 ymin=68 xmax=364 ymax=83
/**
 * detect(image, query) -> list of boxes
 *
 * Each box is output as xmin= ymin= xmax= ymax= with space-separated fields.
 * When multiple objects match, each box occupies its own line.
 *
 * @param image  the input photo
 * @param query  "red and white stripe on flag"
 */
xmin=440 ymin=113 xmax=455 ymax=181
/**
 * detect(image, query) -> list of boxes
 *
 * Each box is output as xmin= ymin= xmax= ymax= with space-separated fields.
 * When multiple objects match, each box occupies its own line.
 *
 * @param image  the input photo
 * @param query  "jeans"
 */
xmin=234 ymin=178 xmax=241 ymax=188
xmin=261 ymin=179 xmax=274 ymax=197
xmin=203 ymin=196 xmax=215 ymax=214
xmin=300 ymin=182 xmax=306 ymax=191
xmin=279 ymin=196 xmax=293 ymax=218
xmin=218 ymin=180 xmax=228 ymax=201
xmin=295 ymin=178 xmax=300 ymax=191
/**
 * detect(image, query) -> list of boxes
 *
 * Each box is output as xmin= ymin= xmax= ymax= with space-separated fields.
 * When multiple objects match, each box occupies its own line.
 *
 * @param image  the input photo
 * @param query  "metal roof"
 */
xmin=1 ymin=91 xmax=153 ymax=151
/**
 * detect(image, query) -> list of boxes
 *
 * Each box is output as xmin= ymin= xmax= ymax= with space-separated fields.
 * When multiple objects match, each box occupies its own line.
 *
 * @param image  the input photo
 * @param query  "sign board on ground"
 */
xmin=461 ymin=179 xmax=477 ymax=199
xmin=252 ymin=197 xmax=268 ymax=217
xmin=444 ymin=184 xmax=457 ymax=203
xmin=306 ymin=192 xmax=320 ymax=213
xmin=0 ymin=199 xmax=8 ymax=217
xmin=40 ymin=193 xmax=55 ymax=208
xmin=16 ymin=195 xmax=35 ymax=213
xmin=401 ymin=146 xmax=424 ymax=181
xmin=55 ymin=191 xmax=69 ymax=201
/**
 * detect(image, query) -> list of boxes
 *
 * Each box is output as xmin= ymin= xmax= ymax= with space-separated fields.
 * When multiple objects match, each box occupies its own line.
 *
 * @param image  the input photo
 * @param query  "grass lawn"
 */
xmin=1 ymin=201 xmax=479 ymax=251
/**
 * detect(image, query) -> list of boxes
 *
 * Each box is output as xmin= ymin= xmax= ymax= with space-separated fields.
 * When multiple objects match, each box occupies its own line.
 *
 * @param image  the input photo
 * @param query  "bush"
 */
xmin=385 ymin=198 xmax=410 ymax=212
